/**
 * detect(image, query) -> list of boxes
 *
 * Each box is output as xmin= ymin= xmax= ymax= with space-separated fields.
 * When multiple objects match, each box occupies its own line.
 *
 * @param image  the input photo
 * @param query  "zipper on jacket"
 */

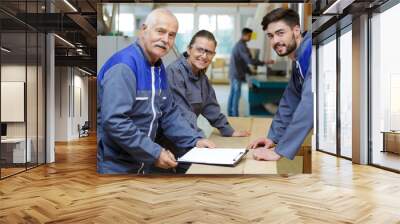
xmin=158 ymin=67 xmax=162 ymax=96
xmin=148 ymin=66 xmax=157 ymax=137
xmin=295 ymin=60 xmax=304 ymax=79
xmin=137 ymin=162 xmax=145 ymax=175
xmin=295 ymin=60 xmax=304 ymax=85
xmin=157 ymin=68 xmax=162 ymax=118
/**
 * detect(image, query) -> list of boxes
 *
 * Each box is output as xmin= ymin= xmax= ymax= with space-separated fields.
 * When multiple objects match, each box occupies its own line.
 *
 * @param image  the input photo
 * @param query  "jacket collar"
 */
xmin=134 ymin=40 xmax=163 ymax=67
xmin=294 ymin=31 xmax=312 ymax=79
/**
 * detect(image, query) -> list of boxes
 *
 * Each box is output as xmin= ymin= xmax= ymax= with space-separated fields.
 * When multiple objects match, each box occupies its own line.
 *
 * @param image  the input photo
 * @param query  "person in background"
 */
xmin=97 ymin=8 xmax=215 ymax=174
xmin=248 ymin=8 xmax=313 ymax=161
xmin=227 ymin=28 xmax=270 ymax=117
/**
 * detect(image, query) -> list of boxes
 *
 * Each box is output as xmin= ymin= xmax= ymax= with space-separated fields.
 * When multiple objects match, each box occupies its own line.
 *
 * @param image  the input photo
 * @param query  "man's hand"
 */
xmin=252 ymin=147 xmax=281 ymax=161
xmin=231 ymin=130 xmax=251 ymax=137
xmin=247 ymin=137 xmax=275 ymax=149
xmin=154 ymin=148 xmax=178 ymax=169
xmin=196 ymin=138 xmax=216 ymax=148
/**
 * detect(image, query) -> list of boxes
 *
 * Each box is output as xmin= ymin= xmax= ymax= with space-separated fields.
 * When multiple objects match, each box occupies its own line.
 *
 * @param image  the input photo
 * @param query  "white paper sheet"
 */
xmin=177 ymin=147 xmax=247 ymax=166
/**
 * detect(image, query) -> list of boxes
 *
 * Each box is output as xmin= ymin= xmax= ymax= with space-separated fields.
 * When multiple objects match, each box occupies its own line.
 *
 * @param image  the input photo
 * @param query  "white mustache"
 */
xmin=155 ymin=44 xmax=167 ymax=50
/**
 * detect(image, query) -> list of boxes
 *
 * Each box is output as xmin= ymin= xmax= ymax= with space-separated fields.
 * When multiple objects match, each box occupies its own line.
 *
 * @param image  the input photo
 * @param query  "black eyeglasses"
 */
xmin=192 ymin=46 xmax=216 ymax=57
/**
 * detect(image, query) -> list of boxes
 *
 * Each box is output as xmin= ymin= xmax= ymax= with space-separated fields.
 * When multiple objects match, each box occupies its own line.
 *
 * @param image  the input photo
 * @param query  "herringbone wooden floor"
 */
xmin=1 ymin=135 xmax=400 ymax=223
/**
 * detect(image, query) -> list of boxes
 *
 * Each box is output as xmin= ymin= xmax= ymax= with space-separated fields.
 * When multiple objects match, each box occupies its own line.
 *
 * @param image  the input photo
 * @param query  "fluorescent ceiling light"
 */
xmin=323 ymin=0 xmax=341 ymax=14
xmin=63 ymin=0 xmax=78 ymax=12
xmin=323 ymin=0 xmax=355 ymax=15
xmin=1 ymin=47 xmax=11 ymax=53
xmin=76 ymin=48 xmax=85 ymax=55
xmin=78 ymin=67 xmax=93 ymax=76
xmin=54 ymin=34 xmax=75 ymax=48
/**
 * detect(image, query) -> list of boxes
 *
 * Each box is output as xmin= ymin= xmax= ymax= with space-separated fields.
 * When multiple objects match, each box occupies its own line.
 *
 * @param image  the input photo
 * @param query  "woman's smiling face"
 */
xmin=187 ymin=37 xmax=216 ymax=73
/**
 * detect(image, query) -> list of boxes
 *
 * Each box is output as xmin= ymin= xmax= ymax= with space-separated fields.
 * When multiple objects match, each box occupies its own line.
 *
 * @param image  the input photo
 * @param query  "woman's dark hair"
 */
xmin=188 ymin=30 xmax=217 ymax=48
xmin=261 ymin=8 xmax=300 ymax=31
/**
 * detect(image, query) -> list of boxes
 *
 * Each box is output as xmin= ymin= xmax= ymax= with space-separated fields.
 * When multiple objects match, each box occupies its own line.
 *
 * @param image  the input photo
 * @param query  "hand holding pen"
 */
xmin=154 ymin=148 xmax=178 ymax=169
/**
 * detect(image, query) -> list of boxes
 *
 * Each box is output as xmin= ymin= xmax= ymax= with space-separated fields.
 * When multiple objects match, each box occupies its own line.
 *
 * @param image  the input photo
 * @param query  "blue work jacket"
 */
xmin=268 ymin=32 xmax=313 ymax=160
xmin=97 ymin=41 xmax=203 ymax=174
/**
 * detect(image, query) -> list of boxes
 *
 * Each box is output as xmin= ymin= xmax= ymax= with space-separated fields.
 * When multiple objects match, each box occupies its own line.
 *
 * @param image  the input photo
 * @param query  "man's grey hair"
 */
xmin=142 ymin=8 xmax=178 ymax=28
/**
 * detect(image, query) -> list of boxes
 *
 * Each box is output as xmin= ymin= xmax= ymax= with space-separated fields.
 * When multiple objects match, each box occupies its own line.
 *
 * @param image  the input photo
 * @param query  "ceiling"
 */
xmin=311 ymin=0 xmax=390 ymax=44
xmin=0 ymin=0 xmax=97 ymax=74
xmin=6 ymin=0 xmax=380 ymax=73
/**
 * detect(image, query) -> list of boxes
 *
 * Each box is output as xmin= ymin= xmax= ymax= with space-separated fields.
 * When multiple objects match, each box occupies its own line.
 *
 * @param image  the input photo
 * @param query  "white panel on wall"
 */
xmin=239 ymin=6 xmax=257 ymax=15
xmin=390 ymin=73 xmax=400 ymax=130
xmin=73 ymin=86 xmax=81 ymax=137
xmin=1 ymin=82 xmax=25 ymax=122
xmin=197 ymin=6 xmax=236 ymax=14
xmin=97 ymin=36 xmax=135 ymax=72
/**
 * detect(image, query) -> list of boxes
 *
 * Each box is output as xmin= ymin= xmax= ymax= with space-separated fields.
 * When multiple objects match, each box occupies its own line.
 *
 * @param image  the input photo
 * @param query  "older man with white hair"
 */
xmin=97 ymin=8 xmax=215 ymax=174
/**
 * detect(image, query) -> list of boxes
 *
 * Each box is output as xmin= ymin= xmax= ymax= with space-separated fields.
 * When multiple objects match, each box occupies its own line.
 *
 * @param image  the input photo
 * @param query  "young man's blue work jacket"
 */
xmin=97 ymin=41 xmax=203 ymax=174
xmin=268 ymin=32 xmax=313 ymax=160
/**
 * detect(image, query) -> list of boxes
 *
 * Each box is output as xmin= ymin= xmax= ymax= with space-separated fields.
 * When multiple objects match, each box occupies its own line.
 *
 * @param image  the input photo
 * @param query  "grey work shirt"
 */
xmin=166 ymin=54 xmax=235 ymax=137
xmin=229 ymin=39 xmax=264 ymax=81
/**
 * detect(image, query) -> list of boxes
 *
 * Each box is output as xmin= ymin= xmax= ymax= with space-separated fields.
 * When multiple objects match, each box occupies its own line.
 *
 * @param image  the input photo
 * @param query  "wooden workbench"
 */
xmin=186 ymin=117 xmax=311 ymax=174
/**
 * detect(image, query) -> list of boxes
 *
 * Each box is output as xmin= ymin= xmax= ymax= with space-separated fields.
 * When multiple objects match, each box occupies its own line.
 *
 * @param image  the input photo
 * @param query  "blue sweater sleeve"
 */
xmin=101 ymin=64 xmax=162 ymax=165
xmin=274 ymin=75 xmax=313 ymax=160
xmin=267 ymin=73 xmax=301 ymax=143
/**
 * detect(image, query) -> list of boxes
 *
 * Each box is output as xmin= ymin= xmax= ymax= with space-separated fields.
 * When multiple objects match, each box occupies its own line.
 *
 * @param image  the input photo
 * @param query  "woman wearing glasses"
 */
xmin=153 ymin=30 xmax=250 ymax=173
xmin=165 ymin=30 xmax=250 ymax=139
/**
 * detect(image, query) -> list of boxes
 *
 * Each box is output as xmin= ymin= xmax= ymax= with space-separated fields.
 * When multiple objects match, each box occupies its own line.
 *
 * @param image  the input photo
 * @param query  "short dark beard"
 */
xmin=274 ymin=34 xmax=297 ymax=57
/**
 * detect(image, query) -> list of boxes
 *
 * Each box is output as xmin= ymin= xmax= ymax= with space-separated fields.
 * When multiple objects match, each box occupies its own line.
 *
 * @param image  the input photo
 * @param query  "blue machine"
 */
xmin=248 ymin=75 xmax=288 ymax=116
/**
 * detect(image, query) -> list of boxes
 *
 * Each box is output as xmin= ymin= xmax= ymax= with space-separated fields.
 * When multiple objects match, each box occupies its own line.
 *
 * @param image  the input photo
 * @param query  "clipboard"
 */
xmin=177 ymin=147 xmax=248 ymax=167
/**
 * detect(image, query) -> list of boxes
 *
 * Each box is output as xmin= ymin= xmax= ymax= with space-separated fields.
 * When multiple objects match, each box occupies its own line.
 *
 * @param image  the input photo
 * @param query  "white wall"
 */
xmin=1 ymin=82 xmax=25 ymax=122
xmin=72 ymin=73 xmax=89 ymax=138
xmin=312 ymin=45 xmax=316 ymax=151
xmin=54 ymin=67 xmax=89 ymax=141
xmin=249 ymin=3 xmax=270 ymax=58
xmin=1 ymin=65 xmax=26 ymax=82
xmin=97 ymin=36 xmax=135 ymax=72
xmin=1 ymin=65 xmax=26 ymax=127
xmin=55 ymin=66 xmax=68 ymax=141
xmin=1 ymin=63 xmax=46 ymax=164
xmin=1 ymin=65 xmax=33 ymax=138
